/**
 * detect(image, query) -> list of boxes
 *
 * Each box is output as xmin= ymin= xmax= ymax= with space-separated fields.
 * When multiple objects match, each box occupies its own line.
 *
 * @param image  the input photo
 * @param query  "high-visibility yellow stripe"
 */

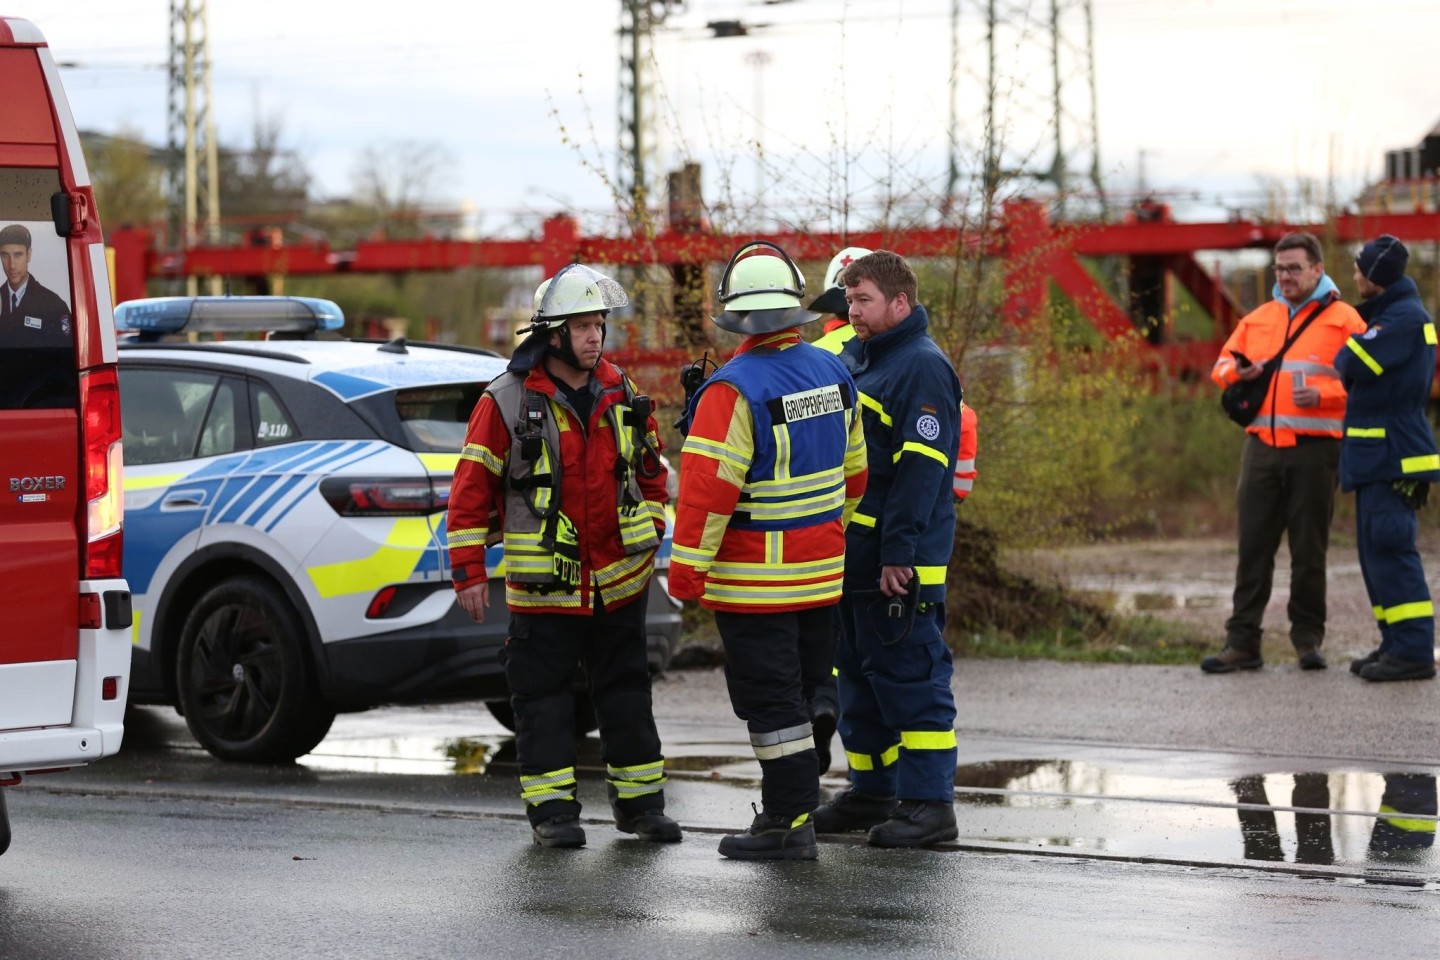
xmin=1346 ymin=427 xmax=1386 ymax=438
xmin=308 ymin=518 xmax=432 ymax=598
xmin=845 ymin=743 xmax=900 ymax=771
xmin=1383 ymin=601 xmax=1435 ymax=624
xmin=1401 ymin=454 xmax=1440 ymax=474
xmin=418 ymin=452 xmax=461 ymax=473
xmin=459 ymin=443 xmax=504 ymax=475
xmin=1380 ymin=806 xmax=1439 ymax=834
xmin=125 ymin=472 xmax=185 ymax=491
xmin=1426 ymin=323 xmax=1438 ymax=346
xmin=916 ymin=565 xmax=947 ymax=585
xmin=893 ymin=442 xmax=951 ymax=467
xmin=900 ymin=729 xmax=958 ymax=751
xmin=849 ymin=512 xmax=876 ymax=527
xmin=1374 ymin=605 xmax=1386 ymax=622
xmin=1345 ymin=338 xmax=1384 ymax=375
xmin=858 ymin=392 xmax=893 ymax=426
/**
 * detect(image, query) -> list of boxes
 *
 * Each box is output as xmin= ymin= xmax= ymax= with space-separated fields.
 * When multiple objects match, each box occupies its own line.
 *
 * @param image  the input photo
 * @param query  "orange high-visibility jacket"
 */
xmin=955 ymin=401 xmax=978 ymax=501
xmin=1212 ymin=293 xmax=1366 ymax=447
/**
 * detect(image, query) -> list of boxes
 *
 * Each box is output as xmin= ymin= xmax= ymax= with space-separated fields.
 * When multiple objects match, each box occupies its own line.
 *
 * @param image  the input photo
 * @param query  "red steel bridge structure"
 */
xmin=107 ymin=199 xmax=1440 ymax=397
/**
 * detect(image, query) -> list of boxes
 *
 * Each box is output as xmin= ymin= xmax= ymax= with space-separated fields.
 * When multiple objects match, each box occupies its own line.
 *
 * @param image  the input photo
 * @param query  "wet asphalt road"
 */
xmin=3 ymin=663 xmax=1439 ymax=959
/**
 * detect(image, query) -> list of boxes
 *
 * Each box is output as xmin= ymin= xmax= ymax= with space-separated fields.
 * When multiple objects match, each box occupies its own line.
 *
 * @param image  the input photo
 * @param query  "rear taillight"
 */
xmin=80 ymin=367 xmax=123 ymax=579
xmin=319 ymin=477 xmax=447 ymax=516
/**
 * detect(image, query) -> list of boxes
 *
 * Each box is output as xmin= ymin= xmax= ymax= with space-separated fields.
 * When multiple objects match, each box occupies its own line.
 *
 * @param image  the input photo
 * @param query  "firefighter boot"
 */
xmin=717 ymin=806 xmax=818 ymax=861
xmin=1200 ymin=645 xmax=1263 ymax=674
xmin=1359 ymin=653 xmax=1437 ymax=682
xmin=812 ymin=786 xmax=898 ymax=834
xmin=1350 ymin=648 xmax=1381 ymax=676
xmin=614 ymin=808 xmax=683 ymax=843
xmin=867 ymin=800 xmax=959 ymax=849
xmin=1295 ymin=644 xmax=1327 ymax=671
xmin=531 ymin=814 xmax=586 ymax=849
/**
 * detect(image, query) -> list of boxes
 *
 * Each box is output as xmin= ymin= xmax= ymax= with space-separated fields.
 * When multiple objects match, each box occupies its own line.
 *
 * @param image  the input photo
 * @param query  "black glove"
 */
xmin=1393 ymin=479 xmax=1430 ymax=510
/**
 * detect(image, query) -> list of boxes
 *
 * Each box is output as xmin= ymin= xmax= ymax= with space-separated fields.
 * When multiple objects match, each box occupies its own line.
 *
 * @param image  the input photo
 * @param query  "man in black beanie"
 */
xmin=1336 ymin=234 xmax=1440 ymax=681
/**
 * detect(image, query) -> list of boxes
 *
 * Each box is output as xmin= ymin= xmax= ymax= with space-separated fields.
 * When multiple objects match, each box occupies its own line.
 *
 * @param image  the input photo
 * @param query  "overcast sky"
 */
xmin=13 ymin=0 xmax=1439 ymax=234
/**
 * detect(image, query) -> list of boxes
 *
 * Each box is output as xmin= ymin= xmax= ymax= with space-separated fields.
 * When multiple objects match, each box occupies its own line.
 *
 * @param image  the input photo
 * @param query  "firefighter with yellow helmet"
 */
xmin=448 ymin=263 xmax=679 ymax=849
xmin=670 ymin=242 xmax=868 ymax=860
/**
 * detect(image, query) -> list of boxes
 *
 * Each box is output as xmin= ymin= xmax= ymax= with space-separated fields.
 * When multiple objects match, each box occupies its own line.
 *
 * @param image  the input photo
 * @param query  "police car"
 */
xmin=117 ymin=296 xmax=681 ymax=762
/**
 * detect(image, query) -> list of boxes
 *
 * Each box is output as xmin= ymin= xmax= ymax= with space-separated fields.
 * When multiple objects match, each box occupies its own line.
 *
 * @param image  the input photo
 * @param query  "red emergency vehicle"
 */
xmin=0 ymin=17 xmax=130 ymax=856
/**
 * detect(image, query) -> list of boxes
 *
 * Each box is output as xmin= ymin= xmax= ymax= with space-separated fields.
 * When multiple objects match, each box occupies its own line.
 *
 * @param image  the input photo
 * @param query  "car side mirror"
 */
xmin=51 ymin=191 xmax=72 ymax=237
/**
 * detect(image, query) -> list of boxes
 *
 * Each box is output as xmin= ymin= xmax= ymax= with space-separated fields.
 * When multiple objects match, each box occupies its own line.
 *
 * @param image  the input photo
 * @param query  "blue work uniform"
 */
xmin=1335 ymin=275 xmax=1440 ymax=666
xmin=836 ymin=305 xmax=961 ymax=802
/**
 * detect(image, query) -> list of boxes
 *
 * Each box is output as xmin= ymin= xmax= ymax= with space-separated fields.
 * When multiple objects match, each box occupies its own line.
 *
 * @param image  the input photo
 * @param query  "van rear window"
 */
xmin=0 ymin=168 xmax=75 ymax=409
xmin=393 ymin=384 xmax=485 ymax=452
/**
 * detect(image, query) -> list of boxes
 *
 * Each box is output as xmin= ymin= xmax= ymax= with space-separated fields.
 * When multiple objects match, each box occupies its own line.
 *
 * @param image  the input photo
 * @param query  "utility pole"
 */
xmin=166 ymin=0 xmax=221 ymax=294
xmin=618 ymin=0 xmax=682 ymax=225
xmin=976 ymin=0 xmax=1105 ymax=220
xmin=745 ymin=49 xmax=772 ymax=211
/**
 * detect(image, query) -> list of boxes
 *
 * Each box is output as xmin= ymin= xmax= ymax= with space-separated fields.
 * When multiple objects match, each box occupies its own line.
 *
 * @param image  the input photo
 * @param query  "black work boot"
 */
xmin=1350 ymin=648 xmax=1381 ymax=676
xmin=717 ymin=807 xmax=818 ymax=861
xmin=813 ymin=710 xmax=837 ymax=775
xmin=1295 ymin=645 xmax=1327 ymax=671
xmin=867 ymin=800 xmax=959 ymax=849
xmin=1359 ymin=653 xmax=1437 ymax=683
xmin=531 ymin=814 xmax=586 ymax=848
xmin=812 ymin=786 xmax=898 ymax=834
xmin=614 ymin=809 xmax=683 ymax=843
xmin=1200 ymin=645 xmax=1263 ymax=674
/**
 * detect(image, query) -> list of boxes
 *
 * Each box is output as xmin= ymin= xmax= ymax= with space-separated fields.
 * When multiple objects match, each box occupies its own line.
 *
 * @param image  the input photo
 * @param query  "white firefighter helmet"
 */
xmin=808 ymin=246 xmax=872 ymax=316
xmin=713 ymin=241 xmax=818 ymax=334
xmin=525 ymin=263 xmax=629 ymax=334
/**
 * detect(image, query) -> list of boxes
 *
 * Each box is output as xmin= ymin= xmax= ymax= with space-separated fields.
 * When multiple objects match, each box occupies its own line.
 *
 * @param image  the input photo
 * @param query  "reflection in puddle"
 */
xmin=301 ymin=736 xmax=514 ymax=775
xmin=952 ymin=759 xmax=1438 ymax=873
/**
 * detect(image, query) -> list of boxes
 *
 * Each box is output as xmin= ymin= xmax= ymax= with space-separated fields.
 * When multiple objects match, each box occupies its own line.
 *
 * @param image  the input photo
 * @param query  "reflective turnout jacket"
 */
xmin=1335 ymin=276 xmax=1440 ymax=490
xmin=1212 ymin=280 xmax=1366 ymax=447
xmin=447 ymin=358 xmax=668 ymax=615
xmin=669 ymin=330 xmax=867 ymax=611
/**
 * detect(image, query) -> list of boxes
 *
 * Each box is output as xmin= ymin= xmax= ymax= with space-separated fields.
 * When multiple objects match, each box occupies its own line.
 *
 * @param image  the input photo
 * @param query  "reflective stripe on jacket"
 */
xmin=816 ymin=321 xmax=977 ymax=501
xmin=1336 ymin=276 xmax=1440 ymax=489
xmin=1211 ymin=287 xmax=1365 ymax=447
xmin=446 ymin=358 xmax=668 ymax=615
xmin=670 ymin=330 xmax=867 ymax=612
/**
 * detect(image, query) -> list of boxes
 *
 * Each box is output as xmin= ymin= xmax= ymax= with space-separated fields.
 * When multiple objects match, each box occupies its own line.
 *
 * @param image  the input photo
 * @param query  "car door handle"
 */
xmin=162 ymin=488 xmax=208 ymax=509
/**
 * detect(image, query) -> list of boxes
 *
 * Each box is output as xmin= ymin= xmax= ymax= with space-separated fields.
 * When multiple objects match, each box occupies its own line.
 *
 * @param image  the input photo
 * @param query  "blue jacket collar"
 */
xmin=1357 ymin=274 xmax=1420 ymax=322
xmin=849 ymin=304 xmax=929 ymax=369
xmin=1271 ymin=274 xmax=1338 ymax=318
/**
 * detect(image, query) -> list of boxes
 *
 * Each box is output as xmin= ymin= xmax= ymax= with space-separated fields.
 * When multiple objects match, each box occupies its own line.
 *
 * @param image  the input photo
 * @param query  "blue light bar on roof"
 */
xmin=113 ymin=296 xmax=346 ymax=335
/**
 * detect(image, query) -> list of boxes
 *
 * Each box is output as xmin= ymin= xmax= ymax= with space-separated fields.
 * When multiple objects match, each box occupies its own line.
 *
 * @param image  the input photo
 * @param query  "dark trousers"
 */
xmin=1226 ymin=435 xmax=1339 ymax=652
xmin=503 ymin=594 xmax=663 ymax=825
xmin=1357 ymin=481 xmax=1434 ymax=664
xmin=714 ymin=605 xmax=835 ymax=819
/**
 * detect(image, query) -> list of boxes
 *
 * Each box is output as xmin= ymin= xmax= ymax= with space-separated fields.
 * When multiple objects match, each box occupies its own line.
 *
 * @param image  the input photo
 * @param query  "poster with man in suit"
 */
xmin=0 ymin=222 xmax=72 ymax=348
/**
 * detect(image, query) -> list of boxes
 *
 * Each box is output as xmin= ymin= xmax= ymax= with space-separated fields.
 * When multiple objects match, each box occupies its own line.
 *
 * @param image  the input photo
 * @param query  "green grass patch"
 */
xmin=953 ymin=614 xmax=1213 ymax=665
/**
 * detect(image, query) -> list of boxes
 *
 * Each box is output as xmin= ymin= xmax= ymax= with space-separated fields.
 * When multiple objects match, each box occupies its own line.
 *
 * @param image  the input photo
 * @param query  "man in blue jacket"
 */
xmin=812 ymin=250 xmax=962 ymax=847
xmin=1337 ymin=235 xmax=1440 ymax=682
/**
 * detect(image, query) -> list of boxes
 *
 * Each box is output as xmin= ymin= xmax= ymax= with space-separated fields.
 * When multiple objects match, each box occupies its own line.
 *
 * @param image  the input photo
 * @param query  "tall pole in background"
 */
xmin=745 ymin=49 xmax=772 ymax=213
xmin=944 ymin=0 xmax=960 ymax=216
xmin=167 ymin=0 xmax=220 ymax=295
xmin=618 ymin=1 xmax=680 ymax=227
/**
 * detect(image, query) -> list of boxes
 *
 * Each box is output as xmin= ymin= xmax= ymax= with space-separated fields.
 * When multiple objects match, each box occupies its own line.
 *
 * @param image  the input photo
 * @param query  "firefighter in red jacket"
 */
xmin=671 ymin=242 xmax=868 ymax=860
xmin=448 ymin=264 xmax=679 ymax=849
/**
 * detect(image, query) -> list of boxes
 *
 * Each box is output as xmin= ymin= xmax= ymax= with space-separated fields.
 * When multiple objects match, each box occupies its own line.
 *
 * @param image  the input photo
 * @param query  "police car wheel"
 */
xmin=484 ymin=692 xmax=598 ymax=738
xmin=175 ymin=575 xmax=336 ymax=763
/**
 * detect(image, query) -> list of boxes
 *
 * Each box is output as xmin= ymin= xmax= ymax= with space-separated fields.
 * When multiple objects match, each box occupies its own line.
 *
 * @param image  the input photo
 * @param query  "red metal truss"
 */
xmin=107 ymin=201 xmax=1440 ymax=364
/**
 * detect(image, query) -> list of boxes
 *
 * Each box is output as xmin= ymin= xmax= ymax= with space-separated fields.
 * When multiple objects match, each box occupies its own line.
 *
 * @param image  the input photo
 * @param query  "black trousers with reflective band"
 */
xmin=1226 ymin=435 xmax=1339 ymax=652
xmin=503 ymin=593 xmax=663 ymax=825
xmin=715 ymin=605 xmax=836 ymax=819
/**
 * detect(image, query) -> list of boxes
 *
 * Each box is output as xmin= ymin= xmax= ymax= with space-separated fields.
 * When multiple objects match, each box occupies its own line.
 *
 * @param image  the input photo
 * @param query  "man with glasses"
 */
xmin=1202 ymin=232 xmax=1365 ymax=674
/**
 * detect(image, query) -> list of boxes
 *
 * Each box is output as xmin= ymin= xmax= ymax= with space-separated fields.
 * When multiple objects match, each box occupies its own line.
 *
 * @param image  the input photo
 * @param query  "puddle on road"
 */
xmin=296 ymin=729 xmax=1436 ymax=878
xmin=952 ymin=759 xmax=1438 ymax=874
